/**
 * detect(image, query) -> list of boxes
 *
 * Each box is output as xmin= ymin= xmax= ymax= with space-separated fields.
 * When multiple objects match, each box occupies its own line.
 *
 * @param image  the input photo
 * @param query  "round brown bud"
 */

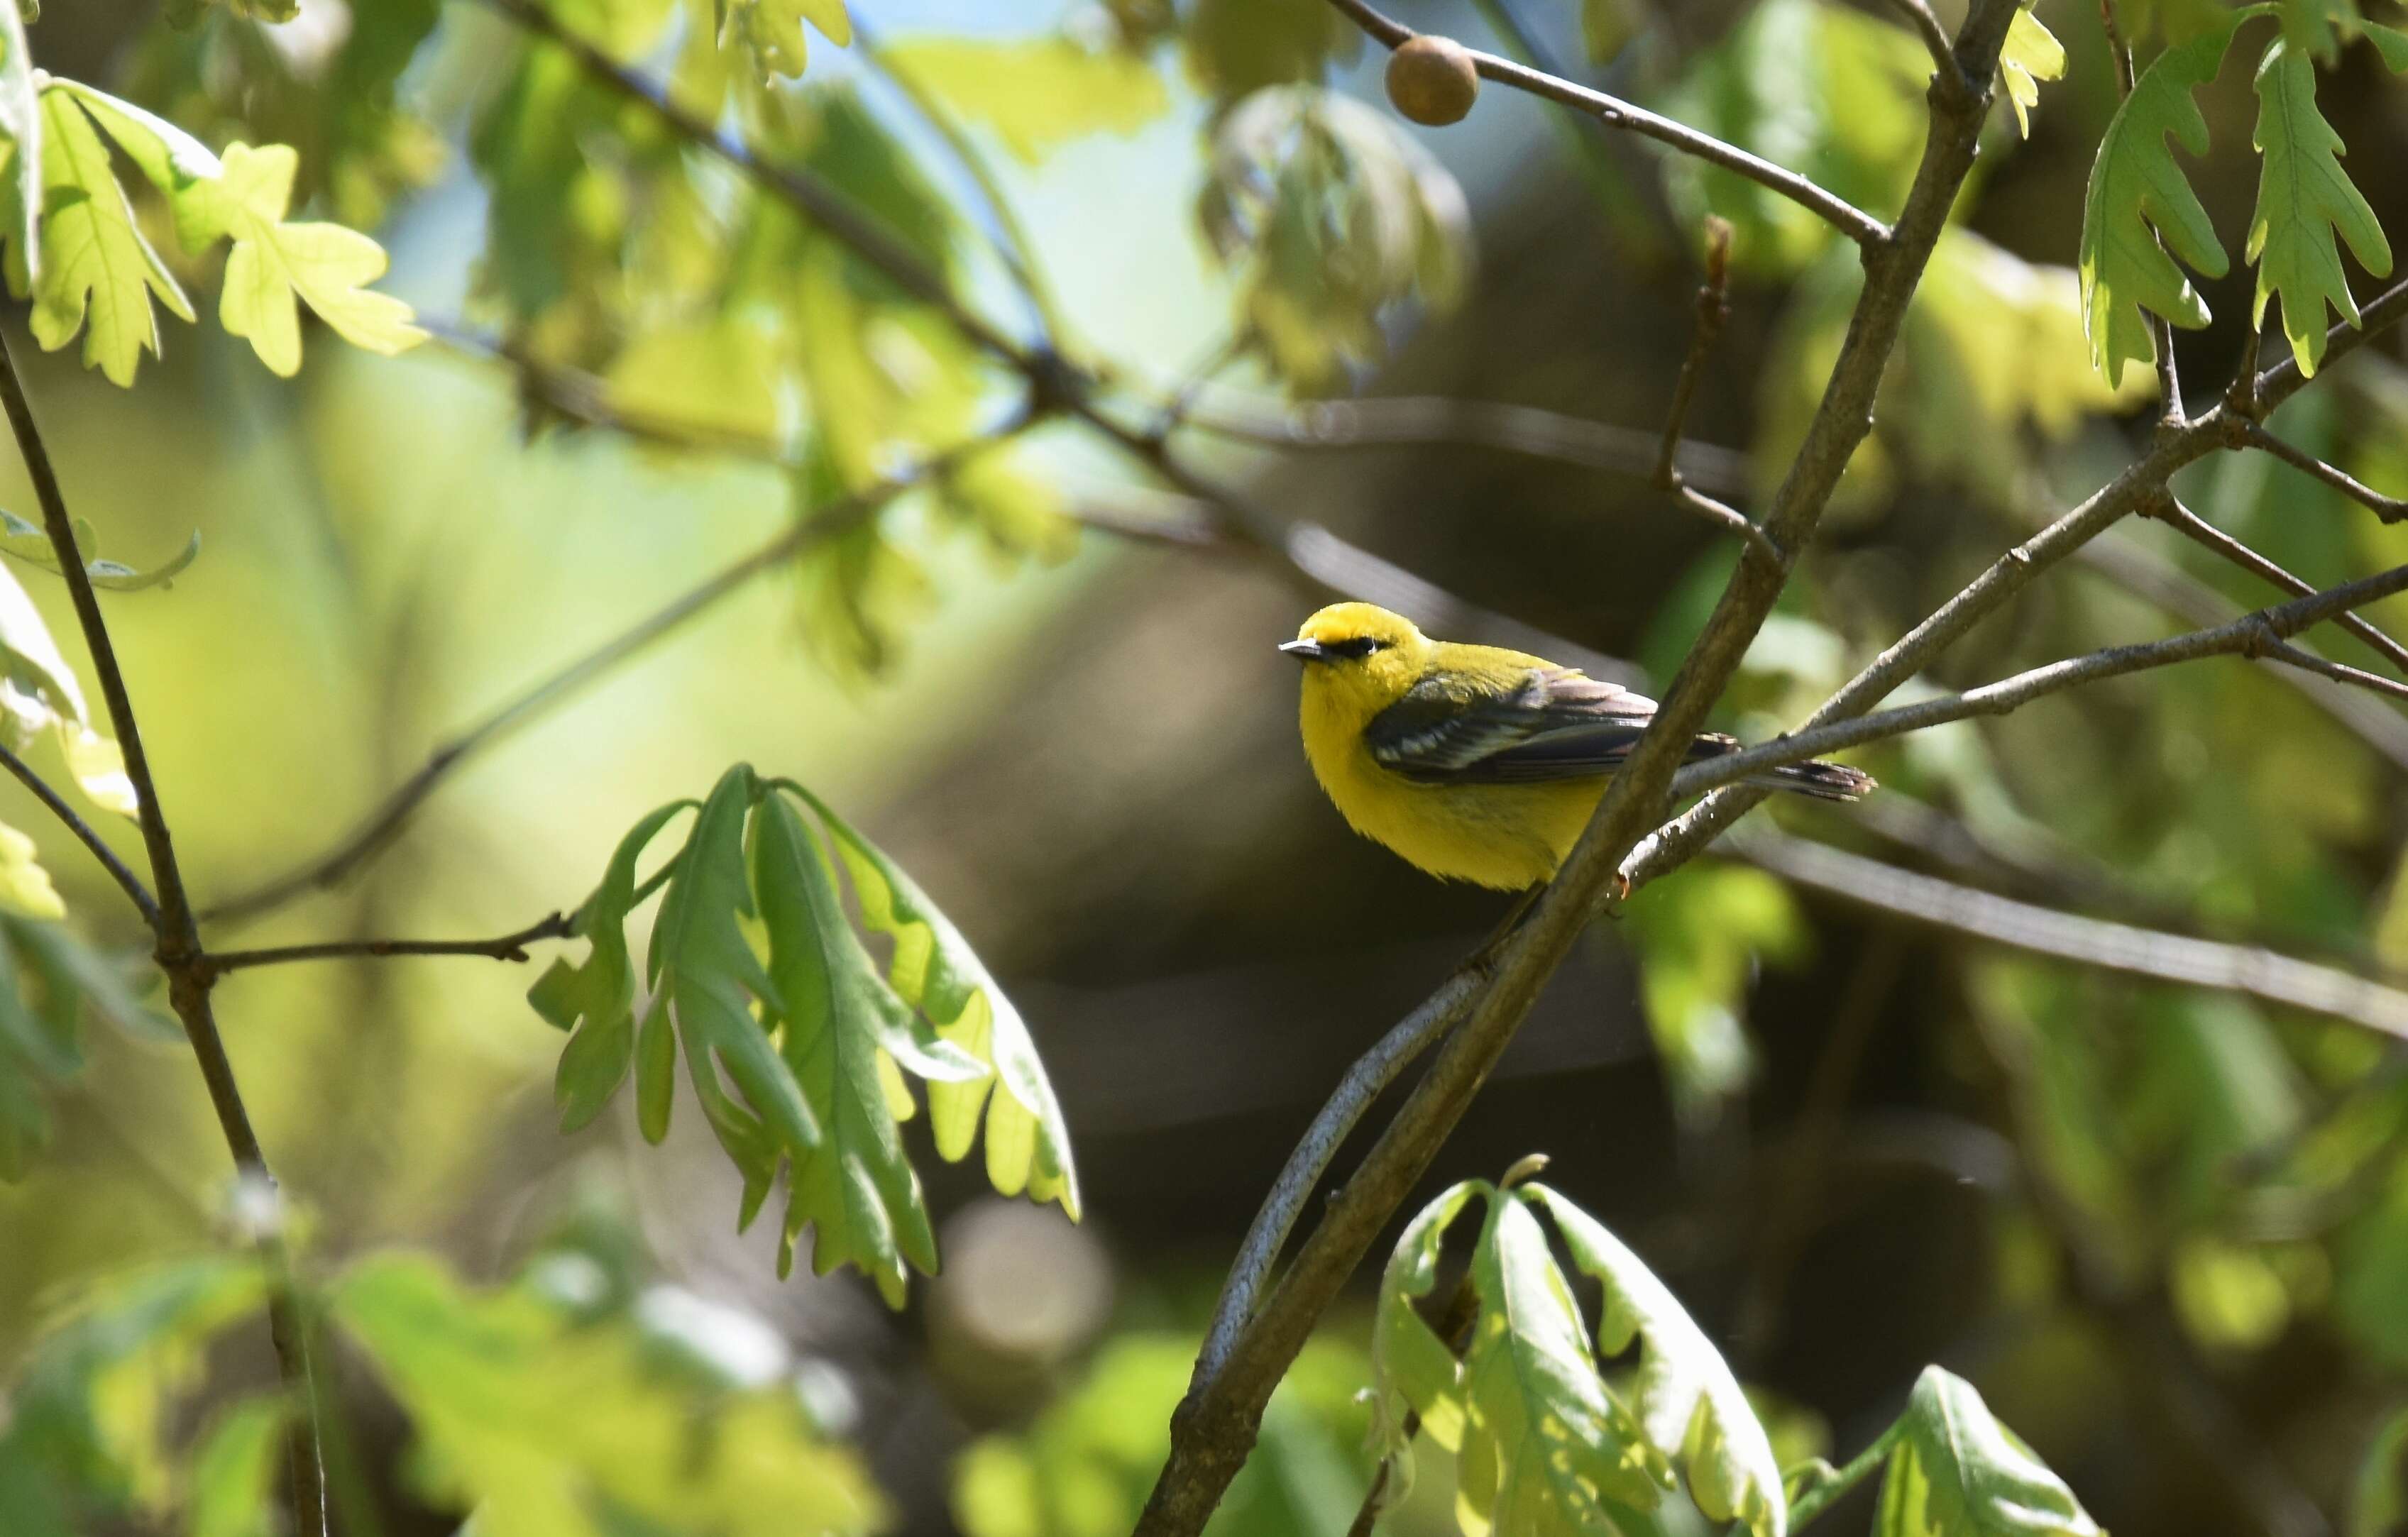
xmin=1385 ymin=35 xmax=1479 ymax=126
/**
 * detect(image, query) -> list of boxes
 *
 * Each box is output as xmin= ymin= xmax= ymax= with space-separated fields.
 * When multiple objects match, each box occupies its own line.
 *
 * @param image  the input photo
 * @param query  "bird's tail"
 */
xmin=1744 ymin=759 xmax=1876 ymax=802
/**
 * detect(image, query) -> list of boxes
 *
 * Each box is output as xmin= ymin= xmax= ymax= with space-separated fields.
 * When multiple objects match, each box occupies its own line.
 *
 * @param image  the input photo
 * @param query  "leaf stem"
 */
xmin=0 ymin=327 xmax=328 ymax=1537
xmin=1787 ymin=1421 xmax=1902 ymax=1529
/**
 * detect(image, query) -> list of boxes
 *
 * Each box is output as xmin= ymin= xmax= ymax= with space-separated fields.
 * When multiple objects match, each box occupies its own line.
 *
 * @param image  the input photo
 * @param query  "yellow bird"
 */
xmin=1282 ymin=602 xmax=1872 ymax=891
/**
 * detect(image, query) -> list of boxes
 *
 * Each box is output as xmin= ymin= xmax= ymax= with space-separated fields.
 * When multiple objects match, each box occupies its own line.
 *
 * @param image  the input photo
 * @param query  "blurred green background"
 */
xmin=4 ymin=1 xmax=2408 ymax=1534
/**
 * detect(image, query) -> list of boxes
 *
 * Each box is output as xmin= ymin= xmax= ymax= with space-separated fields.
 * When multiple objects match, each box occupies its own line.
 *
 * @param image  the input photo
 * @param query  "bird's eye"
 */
xmin=1323 ymin=636 xmax=1386 ymax=659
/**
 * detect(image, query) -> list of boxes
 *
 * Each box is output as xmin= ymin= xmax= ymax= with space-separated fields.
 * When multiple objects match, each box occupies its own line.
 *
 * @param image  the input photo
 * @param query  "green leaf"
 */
xmin=0 ymin=819 xmax=61 ymax=920
xmin=2247 ymin=35 xmax=2395 ymax=377
xmin=331 ymin=1252 xmax=887 ymax=1537
xmin=880 ymin=36 xmax=1168 ymax=165
xmin=752 ymin=792 xmax=983 ymax=1305
xmin=1583 ymin=0 xmax=1644 ymax=64
xmin=1529 ymin=1184 xmax=1788 ymax=1537
xmin=1366 ymin=1181 xmax=1482 ymax=1517
xmin=718 ymin=0 xmax=852 ymax=79
xmin=796 ymin=786 xmax=1080 ymax=1221
xmin=1458 ymin=1189 xmax=1673 ymax=1536
xmin=2077 ymin=9 xmax=2267 ymax=385
xmin=0 ymin=0 xmax=37 ymax=283
xmin=1877 ymin=1367 xmax=2104 ymax=1537
xmin=0 ymin=510 xmax=199 ymax=592
xmin=2366 ymin=19 xmax=2408 ymax=69
xmin=2280 ymin=0 xmax=2358 ymax=61
xmin=529 ymin=798 xmax=696 ymax=1131
xmin=2351 ymin=1405 xmax=2408 ymax=1537
xmin=646 ymin=765 xmax=819 ymax=1205
xmin=187 ymin=1398 xmax=284 ymax=1537
xmin=26 ymin=90 xmax=192 ymax=387
xmin=0 ymin=554 xmax=137 ymax=815
xmin=1999 ymin=9 xmax=2067 ymax=138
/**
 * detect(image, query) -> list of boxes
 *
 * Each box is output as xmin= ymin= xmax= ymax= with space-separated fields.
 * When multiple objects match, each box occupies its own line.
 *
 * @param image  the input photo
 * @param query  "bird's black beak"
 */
xmin=1279 ymin=639 xmax=1327 ymax=663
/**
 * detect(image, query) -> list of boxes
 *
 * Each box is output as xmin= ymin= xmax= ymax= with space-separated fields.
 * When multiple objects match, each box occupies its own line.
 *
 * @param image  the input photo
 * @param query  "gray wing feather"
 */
xmin=1366 ymin=668 xmax=1701 ymax=786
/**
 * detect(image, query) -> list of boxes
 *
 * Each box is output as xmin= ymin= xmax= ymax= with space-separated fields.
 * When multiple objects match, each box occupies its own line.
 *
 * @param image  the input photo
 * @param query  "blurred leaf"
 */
xmin=881 ymin=36 xmax=1169 ymax=164
xmin=186 ymin=1397 xmax=283 ymax=1537
xmin=2368 ymin=19 xmax=2408 ymax=68
xmin=1583 ymin=0 xmax=1644 ymax=64
xmin=799 ymin=784 xmax=1080 ymax=1220
xmin=2281 ymin=0 xmax=2360 ymax=60
xmin=2351 ymin=1404 xmax=2408 ymax=1537
xmin=0 ymin=0 xmax=37 ymax=284
xmin=0 ymin=511 xmax=199 ymax=592
xmin=0 ymin=1256 xmax=266 ymax=1521
xmin=936 ymin=443 xmax=1075 ymax=563
xmin=645 ymin=765 xmax=819 ymax=1211
xmin=0 ymin=820 xmax=61 ymax=920
xmin=2078 ymin=9 xmax=2263 ymax=387
xmin=332 ymin=1252 xmax=886 ymax=1537
xmin=1876 ymin=1368 xmax=2103 ymax=1537
xmin=1532 ymin=1184 xmax=1788 ymax=1537
xmin=2334 ymin=1158 xmax=2408 ymax=1369
xmin=952 ymin=1332 xmax=1372 ymax=1537
xmin=1457 ymin=1186 xmax=1674 ymax=1533
xmin=0 ymin=556 xmax=137 ymax=815
xmin=718 ymin=0 xmax=852 ymax=79
xmin=1199 ymin=87 xmax=1471 ymax=392
xmin=1656 ymin=0 xmax=1929 ymax=275
xmin=2113 ymin=0 xmax=2237 ymax=43
xmin=25 ymin=89 xmax=192 ymax=387
xmin=1622 ymin=864 xmax=1806 ymax=1120
xmin=1180 ymin=0 xmax=1359 ymax=104
xmin=0 ymin=914 xmax=177 ymax=1178
xmin=173 ymin=0 xmax=302 ymax=19
xmin=795 ymin=509 xmax=933 ymax=681
xmin=1999 ymin=9 xmax=2066 ymax=138
xmin=2169 ymin=1235 xmax=2292 ymax=1352
xmin=530 ymin=799 xmax=697 ymax=1130
xmin=2246 ymin=35 xmax=2397 ymax=378
xmin=1366 ymin=1180 xmax=1480 ymax=1516
xmin=751 ymin=791 xmax=983 ymax=1304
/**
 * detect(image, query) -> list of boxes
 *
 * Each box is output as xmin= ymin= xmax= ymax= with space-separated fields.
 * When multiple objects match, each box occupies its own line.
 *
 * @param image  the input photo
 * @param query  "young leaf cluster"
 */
xmin=2078 ymin=3 xmax=2408 ymax=384
xmin=530 ymin=764 xmax=1079 ymax=1305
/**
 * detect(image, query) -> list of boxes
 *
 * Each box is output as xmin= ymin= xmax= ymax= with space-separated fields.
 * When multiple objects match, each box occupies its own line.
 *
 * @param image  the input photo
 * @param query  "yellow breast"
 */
xmin=1297 ymin=675 xmax=1602 ymax=891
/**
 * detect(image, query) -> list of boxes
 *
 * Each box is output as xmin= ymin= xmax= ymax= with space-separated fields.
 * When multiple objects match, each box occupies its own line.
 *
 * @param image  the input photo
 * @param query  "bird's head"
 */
xmin=1280 ymin=602 xmax=1429 ymax=708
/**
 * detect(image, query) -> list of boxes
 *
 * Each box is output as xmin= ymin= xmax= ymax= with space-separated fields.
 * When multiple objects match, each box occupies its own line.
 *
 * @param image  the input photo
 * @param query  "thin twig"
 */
xmin=2149 ymin=495 xmax=2408 ymax=673
xmin=1649 ymin=216 xmax=1776 ymax=558
xmin=1739 ymin=827 xmax=2408 ymax=1040
xmin=203 ymin=911 xmax=576 ymax=979
xmin=0 ymin=331 xmax=327 ymax=1536
xmin=0 ymin=740 xmax=157 ymax=926
xmin=2243 ymin=423 xmax=2408 ymax=523
xmin=204 ymin=422 xmax=1030 ymax=925
xmin=1664 ymin=561 xmax=2408 ymax=798
xmin=1320 ymin=0 xmax=1891 ymax=249
xmin=1885 ymin=0 xmax=1964 ymax=88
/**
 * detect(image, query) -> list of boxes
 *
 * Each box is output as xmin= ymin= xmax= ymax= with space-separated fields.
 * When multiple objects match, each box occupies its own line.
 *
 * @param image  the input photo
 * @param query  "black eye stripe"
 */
xmin=1321 ymin=636 xmax=1387 ymax=658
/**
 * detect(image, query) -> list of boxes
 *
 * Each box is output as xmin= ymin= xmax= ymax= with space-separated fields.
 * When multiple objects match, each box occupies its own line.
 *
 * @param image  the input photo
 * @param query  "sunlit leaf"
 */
xmin=0 ymin=0 xmax=38 ymax=283
xmin=0 ymin=820 xmax=62 ymax=920
xmin=1531 ymin=1184 xmax=1788 ymax=1537
xmin=0 ymin=555 xmax=136 ymax=815
xmin=1876 ymin=1368 xmax=2104 ymax=1537
xmin=186 ymin=1398 xmax=283 ymax=1537
xmin=1456 ymin=1189 xmax=1673 ymax=1536
xmin=1366 ymin=1181 xmax=1480 ymax=1518
xmin=796 ymin=785 xmax=1079 ymax=1221
xmin=26 ymin=90 xmax=192 ymax=387
xmin=2077 ymin=9 xmax=2268 ymax=386
xmin=752 ymin=791 xmax=982 ymax=1304
xmin=1999 ymin=9 xmax=2067 ymax=138
xmin=881 ymin=35 xmax=1167 ymax=164
xmin=2246 ymin=35 xmax=2397 ymax=377
xmin=718 ymin=0 xmax=852 ymax=79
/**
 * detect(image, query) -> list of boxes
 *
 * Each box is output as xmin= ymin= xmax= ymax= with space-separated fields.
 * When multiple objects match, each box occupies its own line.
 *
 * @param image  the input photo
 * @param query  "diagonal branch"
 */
xmin=2242 ymin=423 xmax=2408 ymax=523
xmin=1664 ymin=561 xmax=2408 ymax=797
xmin=2148 ymin=495 xmax=2408 ymax=673
xmin=0 ymin=332 xmax=327 ymax=1536
xmin=1320 ymin=0 xmax=1891 ymax=248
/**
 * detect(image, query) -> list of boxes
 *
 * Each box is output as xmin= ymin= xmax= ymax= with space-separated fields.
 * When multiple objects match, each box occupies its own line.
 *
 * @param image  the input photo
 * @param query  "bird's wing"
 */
xmin=1365 ymin=666 xmax=1671 ymax=785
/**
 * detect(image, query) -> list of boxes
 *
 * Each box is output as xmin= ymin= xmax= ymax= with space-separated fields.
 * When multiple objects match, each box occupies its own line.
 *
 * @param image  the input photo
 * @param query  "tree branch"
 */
xmin=2148 ymin=495 xmax=2408 ymax=674
xmin=2243 ymin=423 xmax=2408 ymax=523
xmin=1650 ymin=216 xmax=1778 ymax=559
xmin=1664 ymin=561 xmax=2408 ymax=798
xmin=1884 ymin=0 xmax=1964 ymax=89
xmin=1320 ymin=0 xmax=1891 ymax=248
xmin=1136 ymin=6 xmax=2024 ymax=1529
xmin=0 ymin=739 xmax=157 ymax=927
xmin=203 ymin=911 xmax=576 ymax=979
xmin=0 ymin=331 xmax=327 ymax=1536
xmin=1739 ymin=827 xmax=2408 ymax=1039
